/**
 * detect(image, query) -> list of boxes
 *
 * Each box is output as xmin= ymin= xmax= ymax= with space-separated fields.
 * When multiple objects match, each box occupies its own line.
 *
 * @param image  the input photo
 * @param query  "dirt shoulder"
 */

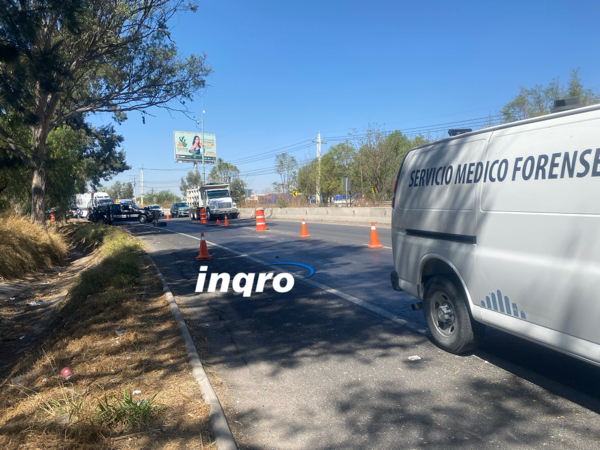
xmin=0 ymin=224 xmax=216 ymax=449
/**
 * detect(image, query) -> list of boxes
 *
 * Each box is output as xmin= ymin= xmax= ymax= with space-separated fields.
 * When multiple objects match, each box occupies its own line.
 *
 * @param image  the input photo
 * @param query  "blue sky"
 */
xmin=93 ymin=0 xmax=600 ymax=198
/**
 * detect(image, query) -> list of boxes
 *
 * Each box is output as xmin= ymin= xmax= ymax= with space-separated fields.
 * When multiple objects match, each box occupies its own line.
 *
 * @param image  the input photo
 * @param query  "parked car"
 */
xmin=145 ymin=204 xmax=164 ymax=216
xmin=169 ymin=202 xmax=191 ymax=217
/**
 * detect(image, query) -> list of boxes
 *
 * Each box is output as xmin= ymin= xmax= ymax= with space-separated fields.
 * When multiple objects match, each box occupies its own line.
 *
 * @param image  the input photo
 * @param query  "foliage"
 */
xmin=274 ymin=153 xmax=298 ymax=194
xmin=276 ymin=195 xmax=289 ymax=208
xmin=0 ymin=121 xmax=129 ymax=215
xmin=0 ymin=0 xmax=212 ymax=223
xmin=141 ymin=190 xmax=181 ymax=204
xmin=96 ymin=390 xmax=159 ymax=430
xmin=230 ymin=178 xmax=246 ymax=201
xmin=179 ymin=170 xmax=203 ymax=196
xmin=500 ymin=69 xmax=599 ymax=123
xmin=297 ymin=158 xmax=318 ymax=201
xmin=298 ymin=130 xmax=427 ymax=204
xmin=208 ymin=158 xmax=240 ymax=183
xmin=319 ymin=142 xmax=356 ymax=203
xmin=352 ymin=127 xmax=422 ymax=203
xmin=106 ymin=181 xmax=134 ymax=200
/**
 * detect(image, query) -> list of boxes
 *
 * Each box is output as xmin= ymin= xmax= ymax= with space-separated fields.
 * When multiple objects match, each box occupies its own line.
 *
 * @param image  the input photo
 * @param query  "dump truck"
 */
xmin=187 ymin=183 xmax=239 ymax=221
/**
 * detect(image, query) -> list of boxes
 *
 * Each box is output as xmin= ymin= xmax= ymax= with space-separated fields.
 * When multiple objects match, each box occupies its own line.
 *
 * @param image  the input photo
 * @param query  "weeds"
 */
xmin=39 ymin=384 xmax=88 ymax=425
xmin=0 ymin=215 xmax=67 ymax=279
xmin=96 ymin=390 xmax=159 ymax=430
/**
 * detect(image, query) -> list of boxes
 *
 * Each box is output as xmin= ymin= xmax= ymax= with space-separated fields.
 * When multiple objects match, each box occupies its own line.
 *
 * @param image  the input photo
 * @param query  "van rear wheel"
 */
xmin=423 ymin=276 xmax=484 ymax=354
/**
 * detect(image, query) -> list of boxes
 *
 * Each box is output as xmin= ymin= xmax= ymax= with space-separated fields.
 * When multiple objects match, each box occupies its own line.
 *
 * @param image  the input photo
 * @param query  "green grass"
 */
xmin=96 ymin=390 xmax=159 ymax=430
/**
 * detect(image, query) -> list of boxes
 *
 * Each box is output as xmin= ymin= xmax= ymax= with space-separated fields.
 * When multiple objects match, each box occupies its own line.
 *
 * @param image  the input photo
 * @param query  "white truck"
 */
xmin=391 ymin=102 xmax=600 ymax=366
xmin=187 ymin=183 xmax=239 ymax=221
xmin=74 ymin=191 xmax=111 ymax=218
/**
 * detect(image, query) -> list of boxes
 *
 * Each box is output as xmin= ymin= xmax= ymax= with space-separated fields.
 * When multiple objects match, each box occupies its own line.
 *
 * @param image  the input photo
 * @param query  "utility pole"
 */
xmin=202 ymin=110 xmax=206 ymax=184
xmin=140 ymin=166 xmax=144 ymax=206
xmin=130 ymin=175 xmax=137 ymax=202
xmin=312 ymin=132 xmax=327 ymax=205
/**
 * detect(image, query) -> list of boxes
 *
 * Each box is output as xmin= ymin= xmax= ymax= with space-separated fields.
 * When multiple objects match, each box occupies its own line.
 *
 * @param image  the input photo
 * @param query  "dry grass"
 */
xmin=0 ymin=224 xmax=215 ymax=449
xmin=0 ymin=215 xmax=68 ymax=280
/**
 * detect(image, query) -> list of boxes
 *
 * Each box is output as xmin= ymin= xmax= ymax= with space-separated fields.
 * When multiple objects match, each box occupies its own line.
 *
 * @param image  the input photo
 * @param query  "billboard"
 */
xmin=173 ymin=131 xmax=216 ymax=163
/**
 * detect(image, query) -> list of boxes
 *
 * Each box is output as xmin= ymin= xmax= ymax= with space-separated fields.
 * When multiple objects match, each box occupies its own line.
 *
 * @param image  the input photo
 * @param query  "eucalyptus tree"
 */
xmin=0 ymin=0 xmax=211 ymax=223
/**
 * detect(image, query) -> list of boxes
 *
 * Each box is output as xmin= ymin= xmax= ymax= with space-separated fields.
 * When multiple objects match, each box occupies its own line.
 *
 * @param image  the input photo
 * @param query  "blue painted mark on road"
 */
xmin=266 ymin=262 xmax=315 ymax=278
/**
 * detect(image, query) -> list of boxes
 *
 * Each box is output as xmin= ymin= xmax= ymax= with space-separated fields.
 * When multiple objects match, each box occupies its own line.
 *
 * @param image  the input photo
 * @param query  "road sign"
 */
xmin=342 ymin=177 xmax=351 ymax=192
xmin=292 ymin=190 xmax=298 ymax=197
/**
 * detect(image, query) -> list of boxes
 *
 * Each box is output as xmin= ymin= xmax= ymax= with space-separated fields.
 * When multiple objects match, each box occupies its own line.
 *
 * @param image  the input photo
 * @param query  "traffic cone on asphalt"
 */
xmin=200 ymin=208 xmax=207 ymax=224
xmin=367 ymin=222 xmax=383 ymax=248
xmin=215 ymin=219 xmax=221 ymax=226
xmin=299 ymin=218 xmax=310 ymax=238
xmin=166 ymin=214 xmax=170 ymax=221
xmin=255 ymin=209 xmax=267 ymax=231
xmin=224 ymin=216 xmax=229 ymax=227
xmin=195 ymin=233 xmax=212 ymax=261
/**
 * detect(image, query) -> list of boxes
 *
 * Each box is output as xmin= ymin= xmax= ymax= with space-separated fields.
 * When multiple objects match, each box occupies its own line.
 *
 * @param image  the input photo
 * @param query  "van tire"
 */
xmin=423 ymin=276 xmax=484 ymax=354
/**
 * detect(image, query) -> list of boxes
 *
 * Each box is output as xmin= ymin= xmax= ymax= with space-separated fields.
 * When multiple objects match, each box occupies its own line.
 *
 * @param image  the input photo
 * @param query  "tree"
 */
xmin=319 ymin=142 xmax=356 ymax=203
xmin=180 ymin=170 xmax=203 ymax=196
xmin=500 ymin=69 xmax=598 ymax=123
xmin=352 ymin=127 xmax=424 ymax=202
xmin=208 ymin=158 xmax=240 ymax=183
xmin=106 ymin=181 xmax=123 ymax=200
xmin=297 ymin=158 xmax=318 ymax=202
xmin=137 ymin=190 xmax=180 ymax=204
xmin=121 ymin=182 xmax=134 ymax=200
xmin=274 ymin=153 xmax=298 ymax=194
xmin=229 ymin=178 xmax=246 ymax=202
xmin=0 ymin=120 xmax=128 ymax=215
xmin=0 ymin=0 xmax=211 ymax=223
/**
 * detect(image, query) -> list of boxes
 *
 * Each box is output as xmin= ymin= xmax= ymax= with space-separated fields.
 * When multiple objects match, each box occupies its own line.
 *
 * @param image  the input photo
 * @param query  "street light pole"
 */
xmin=312 ymin=132 xmax=327 ymax=205
xmin=201 ymin=110 xmax=205 ymax=184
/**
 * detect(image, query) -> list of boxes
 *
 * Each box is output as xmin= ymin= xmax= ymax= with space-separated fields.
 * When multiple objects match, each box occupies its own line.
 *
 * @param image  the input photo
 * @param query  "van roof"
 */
xmin=411 ymin=102 xmax=600 ymax=151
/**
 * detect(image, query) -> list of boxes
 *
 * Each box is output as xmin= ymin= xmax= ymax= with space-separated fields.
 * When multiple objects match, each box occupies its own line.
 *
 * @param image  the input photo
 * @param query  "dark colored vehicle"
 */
xmin=145 ymin=204 xmax=164 ymax=216
xmin=89 ymin=203 xmax=152 ymax=224
xmin=170 ymin=202 xmax=191 ymax=217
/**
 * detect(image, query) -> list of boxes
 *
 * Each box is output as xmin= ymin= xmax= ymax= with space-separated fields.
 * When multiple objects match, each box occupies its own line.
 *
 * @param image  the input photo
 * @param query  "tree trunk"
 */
xmin=30 ymin=121 xmax=51 ymax=224
xmin=31 ymin=162 xmax=46 ymax=224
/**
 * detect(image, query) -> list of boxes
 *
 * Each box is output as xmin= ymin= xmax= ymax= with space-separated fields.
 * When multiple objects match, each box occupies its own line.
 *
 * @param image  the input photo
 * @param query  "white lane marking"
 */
xmin=143 ymin=226 xmax=426 ymax=335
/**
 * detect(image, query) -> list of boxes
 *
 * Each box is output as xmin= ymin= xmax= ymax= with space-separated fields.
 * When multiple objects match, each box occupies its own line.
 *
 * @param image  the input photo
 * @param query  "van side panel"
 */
xmin=392 ymin=136 xmax=489 ymax=301
xmin=476 ymin=110 xmax=600 ymax=359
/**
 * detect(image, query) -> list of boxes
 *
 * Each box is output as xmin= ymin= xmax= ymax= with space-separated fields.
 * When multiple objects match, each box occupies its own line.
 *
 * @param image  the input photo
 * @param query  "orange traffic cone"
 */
xmin=166 ymin=214 xmax=170 ymax=221
xmin=255 ymin=209 xmax=266 ymax=231
xmin=195 ymin=233 xmax=212 ymax=261
xmin=299 ymin=218 xmax=310 ymax=238
xmin=367 ymin=222 xmax=383 ymax=248
xmin=224 ymin=216 xmax=229 ymax=227
xmin=215 ymin=219 xmax=221 ymax=226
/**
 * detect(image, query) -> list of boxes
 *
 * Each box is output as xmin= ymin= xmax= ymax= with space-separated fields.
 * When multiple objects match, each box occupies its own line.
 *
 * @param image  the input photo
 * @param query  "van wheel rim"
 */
xmin=431 ymin=292 xmax=456 ymax=337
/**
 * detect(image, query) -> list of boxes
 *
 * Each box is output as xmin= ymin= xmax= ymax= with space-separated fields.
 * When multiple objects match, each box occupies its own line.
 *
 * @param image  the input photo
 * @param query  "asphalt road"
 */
xmin=129 ymin=217 xmax=600 ymax=449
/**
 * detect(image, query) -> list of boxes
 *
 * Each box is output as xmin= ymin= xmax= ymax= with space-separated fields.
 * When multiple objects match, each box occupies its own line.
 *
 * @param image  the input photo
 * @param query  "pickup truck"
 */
xmin=89 ymin=202 xmax=152 ymax=224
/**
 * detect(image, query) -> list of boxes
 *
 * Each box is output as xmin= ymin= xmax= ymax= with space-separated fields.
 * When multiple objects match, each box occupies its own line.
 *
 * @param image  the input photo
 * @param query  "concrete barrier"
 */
xmin=239 ymin=207 xmax=392 ymax=225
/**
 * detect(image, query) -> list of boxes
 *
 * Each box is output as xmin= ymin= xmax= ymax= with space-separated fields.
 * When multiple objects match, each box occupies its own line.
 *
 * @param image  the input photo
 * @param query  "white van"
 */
xmin=391 ymin=104 xmax=600 ymax=366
